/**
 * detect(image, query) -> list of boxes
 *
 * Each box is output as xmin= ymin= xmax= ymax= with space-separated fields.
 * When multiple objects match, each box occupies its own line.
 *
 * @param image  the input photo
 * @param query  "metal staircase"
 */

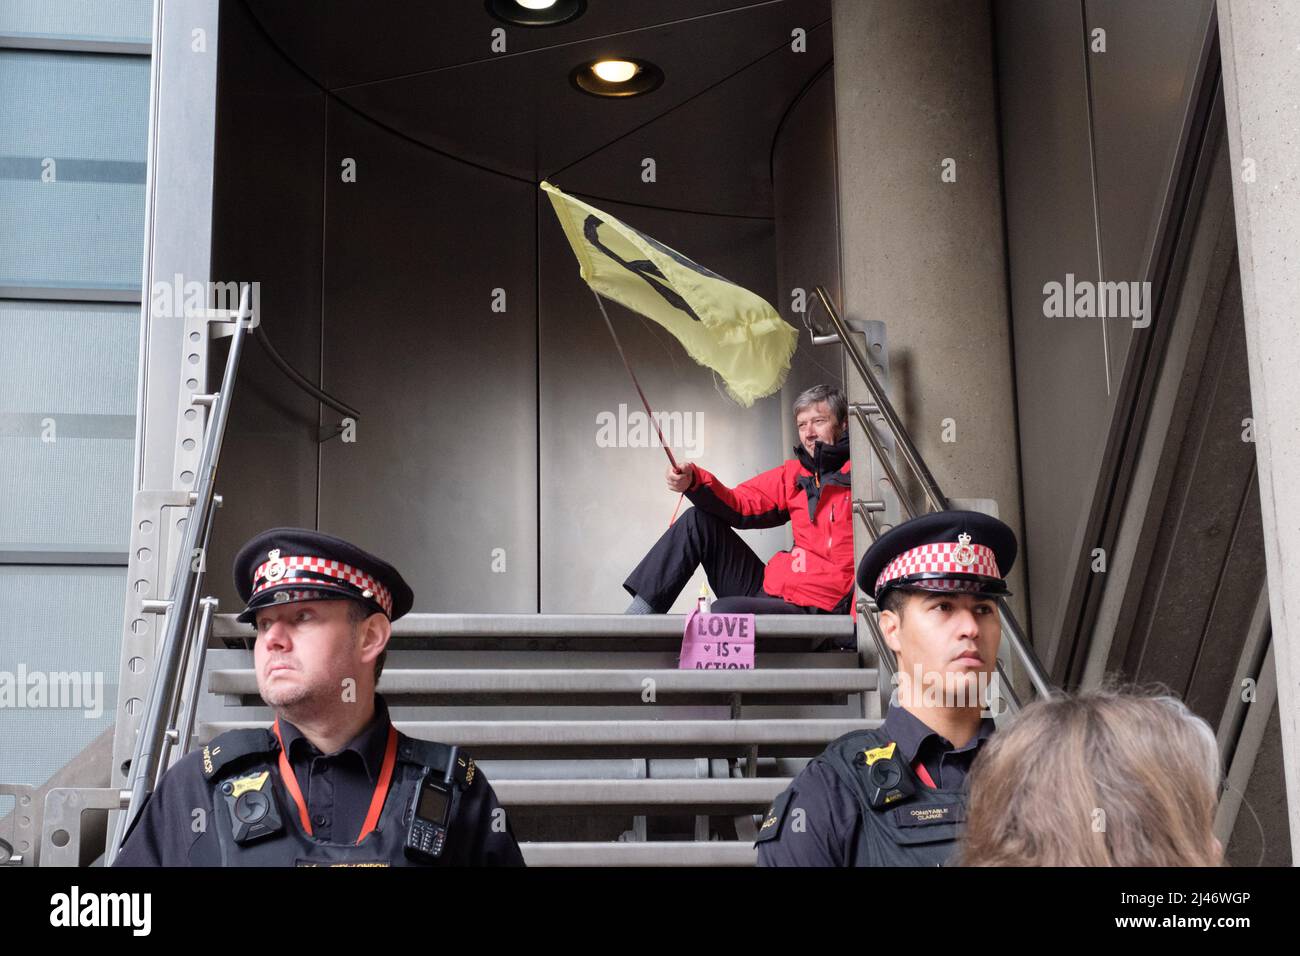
xmin=200 ymin=611 xmax=875 ymax=866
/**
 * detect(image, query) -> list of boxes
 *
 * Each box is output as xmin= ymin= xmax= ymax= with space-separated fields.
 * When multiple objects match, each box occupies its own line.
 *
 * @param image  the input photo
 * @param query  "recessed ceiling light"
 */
xmin=571 ymin=58 xmax=664 ymax=98
xmin=591 ymin=60 xmax=639 ymax=83
xmin=486 ymin=0 xmax=585 ymax=27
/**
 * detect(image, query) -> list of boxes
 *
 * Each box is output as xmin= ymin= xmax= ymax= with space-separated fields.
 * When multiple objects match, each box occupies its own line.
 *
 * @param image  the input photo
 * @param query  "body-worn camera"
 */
xmin=222 ymin=769 xmax=284 ymax=844
xmin=856 ymin=741 xmax=919 ymax=809
xmin=405 ymin=746 xmax=459 ymax=862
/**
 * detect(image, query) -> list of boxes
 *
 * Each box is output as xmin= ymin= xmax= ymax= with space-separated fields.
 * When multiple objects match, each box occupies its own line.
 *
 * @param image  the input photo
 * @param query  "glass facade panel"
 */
xmin=0 ymin=0 xmax=152 ymax=45
xmin=0 ymin=566 xmax=123 ymax=787
xmin=0 ymin=50 xmax=149 ymax=291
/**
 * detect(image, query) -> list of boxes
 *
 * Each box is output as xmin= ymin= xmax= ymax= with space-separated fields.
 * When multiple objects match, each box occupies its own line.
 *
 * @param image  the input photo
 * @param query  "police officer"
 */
xmin=114 ymin=528 xmax=525 ymax=866
xmin=755 ymin=510 xmax=1016 ymax=866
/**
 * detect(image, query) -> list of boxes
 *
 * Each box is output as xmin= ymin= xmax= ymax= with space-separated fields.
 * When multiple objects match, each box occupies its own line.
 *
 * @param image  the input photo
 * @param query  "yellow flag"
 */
xmin=542 ymin=181 xmax=797 ymax=407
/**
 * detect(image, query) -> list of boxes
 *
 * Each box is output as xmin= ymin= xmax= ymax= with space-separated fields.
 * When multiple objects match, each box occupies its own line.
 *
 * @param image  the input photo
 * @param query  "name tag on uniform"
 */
xmin=891 ymin=802 xmax=966 ymax=828
xmin=680 ymin=610 xmax=755 ymax=670
xmin=295 ymin=860 xmax=391 ymax=867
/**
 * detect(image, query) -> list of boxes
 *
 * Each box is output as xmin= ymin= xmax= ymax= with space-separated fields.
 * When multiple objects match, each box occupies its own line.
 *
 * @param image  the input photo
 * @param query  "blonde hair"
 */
xmin=957 ymin=688 xmax=1222 ymax=866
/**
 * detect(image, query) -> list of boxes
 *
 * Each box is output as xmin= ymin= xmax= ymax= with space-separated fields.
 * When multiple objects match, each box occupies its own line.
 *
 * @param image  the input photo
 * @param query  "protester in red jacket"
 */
xmin=623 ymin=384 xmax=854 ymax=615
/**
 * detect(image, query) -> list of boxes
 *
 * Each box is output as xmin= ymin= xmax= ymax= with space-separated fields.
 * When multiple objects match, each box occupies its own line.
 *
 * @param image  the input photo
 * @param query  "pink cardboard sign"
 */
xmin=680 ymin=610 xmax=756 ymax=669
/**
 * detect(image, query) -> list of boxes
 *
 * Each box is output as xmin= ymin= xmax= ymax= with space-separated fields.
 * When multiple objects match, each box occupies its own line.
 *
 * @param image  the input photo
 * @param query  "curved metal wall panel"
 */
xmin=207 ymin=0 xmax=326 ymax=610
xmin=318 ymin=101 xmax=538 ymax=613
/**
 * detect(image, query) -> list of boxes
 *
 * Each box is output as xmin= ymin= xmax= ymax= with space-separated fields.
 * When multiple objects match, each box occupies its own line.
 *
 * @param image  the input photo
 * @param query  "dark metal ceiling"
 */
xmin=242 ymin=0 xmax=832 ymax=216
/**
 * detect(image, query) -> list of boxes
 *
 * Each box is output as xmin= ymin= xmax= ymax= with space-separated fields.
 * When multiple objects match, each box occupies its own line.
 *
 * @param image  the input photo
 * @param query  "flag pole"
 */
xmin=590 ymin=290 xmax=680 ymax=471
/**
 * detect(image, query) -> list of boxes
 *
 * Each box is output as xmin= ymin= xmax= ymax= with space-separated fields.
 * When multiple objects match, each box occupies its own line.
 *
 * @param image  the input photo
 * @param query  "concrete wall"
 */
xmin=769 ymin=67 xmax=842 ymax=455
xmin=773 ymin=67 xmax=846 ymax=536
xmin=831 ymin=0 xmax=1028 ymax=623
xmin=1218 ymin=0 xmax=1300 ymax=863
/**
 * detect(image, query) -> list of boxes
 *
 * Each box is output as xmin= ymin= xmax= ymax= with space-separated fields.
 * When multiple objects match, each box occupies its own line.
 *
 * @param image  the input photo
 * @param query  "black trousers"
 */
xmin=623 ymin=507 xmax=834 ymax=615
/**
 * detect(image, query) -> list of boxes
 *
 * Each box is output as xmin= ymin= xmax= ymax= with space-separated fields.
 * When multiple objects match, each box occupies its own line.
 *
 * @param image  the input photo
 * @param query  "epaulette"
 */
xmin=398 ymin=736 xmax=476 ymax=788
xmin=821 ymin=724 xmax=890 ymax=754
xmin=754 ymin=789 xmax=793 ymax=844
xmin=199 ymin=728 xmax=278 ymax=781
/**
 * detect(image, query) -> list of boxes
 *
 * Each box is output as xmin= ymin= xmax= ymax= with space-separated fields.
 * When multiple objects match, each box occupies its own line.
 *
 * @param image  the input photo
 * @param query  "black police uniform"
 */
xmin=113 ymin=695 xmax=523 ymax=866
xmin=755 ymin=510 xmax=1017 ymax=867
xmin=114 ymin=528 xmax=525 ymax=867
xmin=756 ymin=704 xmax=994 ymax=866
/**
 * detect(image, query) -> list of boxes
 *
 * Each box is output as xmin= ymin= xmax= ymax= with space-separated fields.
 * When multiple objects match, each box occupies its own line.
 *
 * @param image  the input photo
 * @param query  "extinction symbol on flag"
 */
xmin=543 ymin=181 xmax=798 ymax=408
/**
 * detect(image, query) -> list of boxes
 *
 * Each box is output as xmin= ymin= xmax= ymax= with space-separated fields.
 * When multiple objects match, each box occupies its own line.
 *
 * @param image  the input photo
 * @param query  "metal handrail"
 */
xmin=174 ymin=597 xmax=219 ymax=763
xmin=811 ymin=288 xmax=947 ymax=514
xmin=253 ymin=323 xmax=360 ymax=421
xmin=105 ymin=284 xmax=253 ymax=865
xmin=850 ymin=404 xmax=914 ymax=520
xmin=154 ymin=491 xmax=221 ymax=783
xmin=810 ymin=286 xmax=1055 ymax=705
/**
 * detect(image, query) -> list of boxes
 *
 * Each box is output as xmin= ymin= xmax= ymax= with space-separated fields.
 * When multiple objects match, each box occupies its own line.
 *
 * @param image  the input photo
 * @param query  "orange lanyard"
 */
xmin=272 ymin=718 xmax=398 ymax=844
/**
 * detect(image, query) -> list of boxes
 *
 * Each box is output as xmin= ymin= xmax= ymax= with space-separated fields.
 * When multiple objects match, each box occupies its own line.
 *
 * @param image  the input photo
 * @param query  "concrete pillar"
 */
xmin=831 ymin=1 xmax=1028 ymax=621
xmin=1217 ymin=0 xmax=1300 ymax=859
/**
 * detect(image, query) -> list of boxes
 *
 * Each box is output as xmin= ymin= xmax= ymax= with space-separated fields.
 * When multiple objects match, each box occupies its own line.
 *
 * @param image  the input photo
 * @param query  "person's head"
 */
xmin=858 ymin=511 xmax=1017 ymax=711
xmin=792 ymin=384 xmax=847 ymax=455
xmin=879 ymin=586 xmax=1000 ymax=710
xmin=957 ymin=689 xmax=1224 ymax=866
xmin=254 ymin=598 xmax=391 ymax=714
xmin=232 ymin=528 xmax=413 ymax=717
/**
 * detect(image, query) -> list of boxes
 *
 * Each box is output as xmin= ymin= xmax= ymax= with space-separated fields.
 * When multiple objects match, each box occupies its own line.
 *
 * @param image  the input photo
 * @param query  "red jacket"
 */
xmin=685 ymin=438 xmax=855 ymax=612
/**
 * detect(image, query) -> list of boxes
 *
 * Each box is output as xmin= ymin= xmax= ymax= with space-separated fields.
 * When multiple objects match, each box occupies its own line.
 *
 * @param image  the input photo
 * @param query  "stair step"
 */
xmin=494 ymin=777 xmax=789 ymax=809
xmin=214 ymin=612 xmax=855 ymax=641
xmin=198 ymin=717 xmax=877 ymax=751
xmin=519 ymin=841 xmax=758 ymax=867
xmin=204 ymin=648 xmax=860 ymax=670
xmin=207 ymin=668 xmax=877 ymax=695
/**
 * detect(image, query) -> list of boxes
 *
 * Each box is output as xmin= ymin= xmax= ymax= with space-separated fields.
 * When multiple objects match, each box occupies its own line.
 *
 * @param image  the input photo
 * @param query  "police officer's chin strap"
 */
xmin=271 ymin=718 xmax=399 ymax=844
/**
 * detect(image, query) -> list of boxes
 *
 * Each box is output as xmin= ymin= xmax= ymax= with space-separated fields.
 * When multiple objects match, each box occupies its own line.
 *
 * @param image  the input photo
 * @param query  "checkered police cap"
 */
xmin=233 ymin=528 xmax=414 ymax=625
xmin=856 ymin=510 xmax=1017 ymax=603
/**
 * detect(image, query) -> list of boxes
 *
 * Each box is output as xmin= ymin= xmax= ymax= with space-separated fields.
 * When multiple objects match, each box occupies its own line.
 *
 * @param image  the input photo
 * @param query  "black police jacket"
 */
xmin=755 ymin=724 xmax=976 ymax=867
xmin=114 ymin=727 xmax=525 ymax=866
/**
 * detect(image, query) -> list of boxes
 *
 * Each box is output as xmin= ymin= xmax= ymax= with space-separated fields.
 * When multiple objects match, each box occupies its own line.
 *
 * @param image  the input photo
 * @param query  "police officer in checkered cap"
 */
xmin=115 ymin=528 xmax=524 ymax=867
xmin=756 ymin=510 xmax=1016 ymax=866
